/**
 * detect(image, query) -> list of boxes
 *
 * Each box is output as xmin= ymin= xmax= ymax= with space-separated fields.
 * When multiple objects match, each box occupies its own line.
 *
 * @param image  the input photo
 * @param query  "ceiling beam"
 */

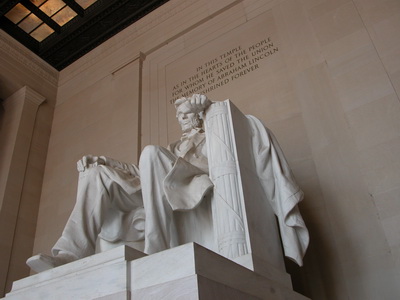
xmin=0 ymin=1 xmax=20 ymax=16
xmin=20 ymin=0 xmax=62 ymax=33
xmin=0 ymin=0 xmax=170 ymax=70
xmin=62 ymin=0 xmax=85 ymax=17
xmin=0 ymin=16 xmax=40 ymax=52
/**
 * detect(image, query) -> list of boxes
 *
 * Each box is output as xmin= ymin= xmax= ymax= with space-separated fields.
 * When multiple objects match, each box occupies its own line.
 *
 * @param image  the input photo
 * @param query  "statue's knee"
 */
xmin=81 ymin=165 xmax=106 ymax=179
xmin=140 ymin=145 xmax=162 ymax=163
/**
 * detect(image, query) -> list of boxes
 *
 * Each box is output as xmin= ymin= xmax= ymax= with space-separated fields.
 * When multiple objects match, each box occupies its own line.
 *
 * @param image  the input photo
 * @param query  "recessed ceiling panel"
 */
xmin=31 ymin=22 xmax=54 ymax=41
xmin=0 ymin=0 xmax=170 ymax=70
xmin=5 ymin=3 xmax=29 ymax=23
xmin=39 ymin=0 xmax=65 ymax=17
xmin=52 ymin=6 xmax=77 ymax=26
xmin=75 ymin=0 xmax=98 ymax=10
xmin=30 ymin=0 xmax=47 ymax=6
xmin=18 ymin=13 xmax=42 ymax=33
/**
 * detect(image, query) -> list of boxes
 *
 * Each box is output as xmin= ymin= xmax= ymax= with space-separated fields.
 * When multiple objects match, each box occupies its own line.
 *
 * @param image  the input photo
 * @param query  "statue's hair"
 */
xmin=174 ymin=95 xmax=205 ymax=123
xmin=174 ymin=97 xmax=189 ymax=109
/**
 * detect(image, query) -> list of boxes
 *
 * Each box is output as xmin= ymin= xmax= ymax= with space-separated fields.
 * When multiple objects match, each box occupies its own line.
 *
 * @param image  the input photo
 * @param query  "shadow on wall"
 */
xmin=0 ymin=99 xmax=4 ymax=131
xmin=285 ymin=201 xmax=334 ymax=299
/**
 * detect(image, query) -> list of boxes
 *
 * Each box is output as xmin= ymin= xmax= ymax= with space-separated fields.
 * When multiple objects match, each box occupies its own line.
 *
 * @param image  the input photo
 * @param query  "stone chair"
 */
xmin=97 ymin=99 xmax=307 ymax=287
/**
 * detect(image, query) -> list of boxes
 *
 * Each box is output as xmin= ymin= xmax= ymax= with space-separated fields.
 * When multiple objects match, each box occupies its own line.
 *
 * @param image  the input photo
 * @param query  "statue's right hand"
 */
xmin=77 ymin=155 xmax=106 ymax=172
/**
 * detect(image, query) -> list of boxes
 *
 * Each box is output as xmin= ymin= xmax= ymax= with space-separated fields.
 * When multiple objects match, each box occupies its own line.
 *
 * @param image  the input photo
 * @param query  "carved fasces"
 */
xmin=204 ymin=100 xmax=248 ymax=259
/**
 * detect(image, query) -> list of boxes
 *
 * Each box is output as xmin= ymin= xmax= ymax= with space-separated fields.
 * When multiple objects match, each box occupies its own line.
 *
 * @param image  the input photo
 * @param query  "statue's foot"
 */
xmin=26 ymin=252 xmax=76 ymax=273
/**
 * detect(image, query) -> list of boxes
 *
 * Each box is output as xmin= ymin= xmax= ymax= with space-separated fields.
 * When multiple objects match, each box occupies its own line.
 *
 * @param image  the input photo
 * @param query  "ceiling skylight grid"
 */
xmin=0 ymin=0 xmax=170 ymax=70
xmin=4 ymin=0 xmax=98 ymax=42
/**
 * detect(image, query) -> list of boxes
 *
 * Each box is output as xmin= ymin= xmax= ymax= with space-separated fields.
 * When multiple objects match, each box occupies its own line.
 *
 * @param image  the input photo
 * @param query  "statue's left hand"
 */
xmin=77 ymin=155 xmax=106 ymax=172
xmin=179 ymin=94 xmax=212 ymax=114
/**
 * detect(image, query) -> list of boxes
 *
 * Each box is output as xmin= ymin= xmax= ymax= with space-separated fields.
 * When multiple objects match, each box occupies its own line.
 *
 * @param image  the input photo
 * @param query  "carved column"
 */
xmin=204 ymin=100 xmax=249 ymax=259
xmin=0 ymin=87 xmax=45 ymax=296
xmin=205 ymin=100 xmax=289 ymax=286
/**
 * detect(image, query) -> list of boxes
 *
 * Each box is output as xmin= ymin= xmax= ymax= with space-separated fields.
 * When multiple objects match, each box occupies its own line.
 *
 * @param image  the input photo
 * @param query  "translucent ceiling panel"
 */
xmin=30 ymin=0 xmax=47 ymax=6
xmin=18 ymin=13 xmax=42 ymax=33
xmin=40 ymin=0 xmax=65 ymax=17
xmin=5 ymin=4 xmax=30 ymax=24
xmin=52 ymin=6 xmax=77 ymax=26
xmin=31 ymin=23 xmax=54 ymax=41
xmin=75 ymin=0 xmax=98 ymax=10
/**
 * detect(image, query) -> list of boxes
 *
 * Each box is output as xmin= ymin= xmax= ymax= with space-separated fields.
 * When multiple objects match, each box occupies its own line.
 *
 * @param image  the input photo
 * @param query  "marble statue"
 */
xmin=27 ymin=94 xmax=309 ymax=273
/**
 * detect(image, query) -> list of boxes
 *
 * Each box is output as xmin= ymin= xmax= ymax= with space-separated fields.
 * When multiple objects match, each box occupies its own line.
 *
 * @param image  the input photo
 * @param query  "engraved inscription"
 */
xmin=169 ymin=37 xmax=278 ymax=103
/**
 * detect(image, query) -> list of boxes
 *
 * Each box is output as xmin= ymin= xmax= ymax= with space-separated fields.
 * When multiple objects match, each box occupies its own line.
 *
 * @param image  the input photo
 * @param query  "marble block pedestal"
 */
xmin=3 ymin=243 xmax=310 ymax=300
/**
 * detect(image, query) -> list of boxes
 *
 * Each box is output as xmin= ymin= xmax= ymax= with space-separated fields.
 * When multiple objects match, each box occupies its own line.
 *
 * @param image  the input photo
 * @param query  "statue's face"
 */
xmin=177 ymin=110 xmax=201 ymax=132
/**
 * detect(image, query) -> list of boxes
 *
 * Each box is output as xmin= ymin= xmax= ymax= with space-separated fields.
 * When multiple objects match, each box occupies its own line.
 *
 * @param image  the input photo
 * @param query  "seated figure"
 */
xmin=27 ymin=94 xmax=309 ymax=273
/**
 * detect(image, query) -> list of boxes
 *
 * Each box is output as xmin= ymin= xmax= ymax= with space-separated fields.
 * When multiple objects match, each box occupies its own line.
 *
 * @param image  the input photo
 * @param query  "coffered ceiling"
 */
xmin=0 ymin=0 xmax=169 ymax=70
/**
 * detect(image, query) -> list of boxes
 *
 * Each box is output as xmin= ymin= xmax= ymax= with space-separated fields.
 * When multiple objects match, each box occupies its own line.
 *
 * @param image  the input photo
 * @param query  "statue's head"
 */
xmin=174 ymin=94 xmax=206 ymax=133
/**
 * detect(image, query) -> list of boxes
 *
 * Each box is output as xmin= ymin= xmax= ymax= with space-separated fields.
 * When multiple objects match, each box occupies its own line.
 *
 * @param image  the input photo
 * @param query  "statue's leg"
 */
xmin=27 ymin=165 xmax=142 ymax=272
xmin=139 ymin=145 xmax=178 ymax=254
xmin=53 ymin=165 xmax=142 ymax=258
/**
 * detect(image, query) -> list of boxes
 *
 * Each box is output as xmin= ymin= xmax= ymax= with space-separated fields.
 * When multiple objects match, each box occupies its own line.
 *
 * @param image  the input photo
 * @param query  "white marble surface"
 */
xmin=5 ymin=244 xmax=310 ymax=300
xmin=11 ymin=246 xmax=145 ymax=296
xmin=130 ymin=243 xmax=303 ymax=299
xmin=205 ymin=100 xmax=308 ymax=268
xmin=233 ymin=253 xmax=292 ymax=289
xmin=27 ymin=96 xmax=308 ymax=294
xmin=27 ymin=95 xmax=214 ymax=272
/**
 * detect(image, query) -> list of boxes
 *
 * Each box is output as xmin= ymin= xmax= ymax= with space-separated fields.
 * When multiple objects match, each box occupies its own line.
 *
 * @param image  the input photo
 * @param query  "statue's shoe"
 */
xmin=26 ymin=253 xmax=76 ymax=273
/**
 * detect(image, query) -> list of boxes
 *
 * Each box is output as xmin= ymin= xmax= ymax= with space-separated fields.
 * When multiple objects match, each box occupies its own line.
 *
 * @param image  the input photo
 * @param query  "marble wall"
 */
xmin=23 ymin=0 xmax=400 ymax=299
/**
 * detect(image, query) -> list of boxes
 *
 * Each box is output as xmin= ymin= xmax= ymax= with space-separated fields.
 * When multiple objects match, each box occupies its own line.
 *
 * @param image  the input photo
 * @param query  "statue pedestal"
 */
xmin=4 ymin=244 xmax=310 ymax=300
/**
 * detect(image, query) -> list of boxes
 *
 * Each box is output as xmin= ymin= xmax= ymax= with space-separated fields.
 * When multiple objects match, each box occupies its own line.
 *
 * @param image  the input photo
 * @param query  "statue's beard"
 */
xmin=181 ymin=117 xmax=202 ymax=132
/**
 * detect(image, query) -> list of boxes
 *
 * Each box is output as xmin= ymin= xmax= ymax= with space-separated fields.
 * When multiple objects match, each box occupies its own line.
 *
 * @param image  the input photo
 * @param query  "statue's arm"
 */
xmin=77 ymin=155 xmax=139 ymax=176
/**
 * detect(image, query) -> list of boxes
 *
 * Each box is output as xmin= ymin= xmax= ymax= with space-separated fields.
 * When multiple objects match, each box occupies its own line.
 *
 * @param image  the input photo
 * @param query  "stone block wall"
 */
xmin=2 ymin=0 xmax=399 ymax=299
